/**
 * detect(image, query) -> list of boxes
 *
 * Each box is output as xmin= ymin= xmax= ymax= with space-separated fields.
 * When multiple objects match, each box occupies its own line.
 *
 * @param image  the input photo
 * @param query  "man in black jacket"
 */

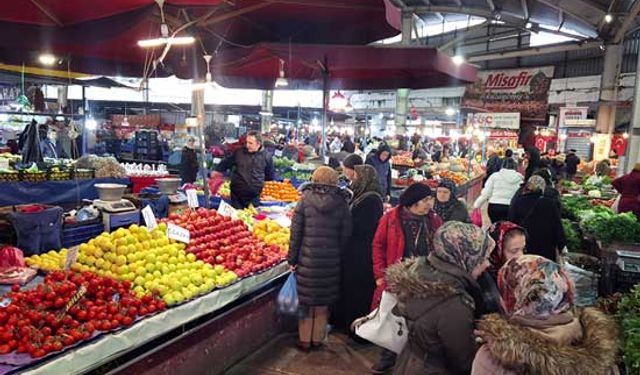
xmin=213 ymin=131 xmax=274 ymax=208
xmin=565 ymin=149 xmax=580 ymax=180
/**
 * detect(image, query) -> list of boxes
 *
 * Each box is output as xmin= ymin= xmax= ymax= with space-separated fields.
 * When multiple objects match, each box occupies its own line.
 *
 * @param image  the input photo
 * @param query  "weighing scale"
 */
xmin=92 ymin=199 xmax=140 ymax=232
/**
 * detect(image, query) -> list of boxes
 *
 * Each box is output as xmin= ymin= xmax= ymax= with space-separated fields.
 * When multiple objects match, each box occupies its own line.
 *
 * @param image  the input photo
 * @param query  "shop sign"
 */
xmin=461 ymin=66 xmax=554 ymax=124
xmin=558 ymin=107 xmax=588 ymax=127
xmin=467 ymin=113 xmax=520 ymax=130
xmin=564 ymin=119 xmax=596 ymax=128
xmin=0 ymin=85 xmax=21 ymax=101
xmin=488 ymin=130 xmax=518 ymax=139
xmin=592 ymin=134 xmax=611 ymax=161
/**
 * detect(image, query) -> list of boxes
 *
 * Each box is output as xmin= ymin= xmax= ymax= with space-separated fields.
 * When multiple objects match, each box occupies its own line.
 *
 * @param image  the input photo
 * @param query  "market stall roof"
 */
xmin=0 ymin=1 xmax=399 ymax=77
xmin=211 ymin=43 xmax=478 ymax=90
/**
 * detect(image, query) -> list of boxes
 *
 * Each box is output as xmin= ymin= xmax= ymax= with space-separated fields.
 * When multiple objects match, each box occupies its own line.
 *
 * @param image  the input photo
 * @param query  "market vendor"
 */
xmin=213 ymin=131 xmax=274 ymax=209
xmin=612 ymin=163 xmax=640 ymax=219
xmin=39 ymin=126 xmax=57 ymax=159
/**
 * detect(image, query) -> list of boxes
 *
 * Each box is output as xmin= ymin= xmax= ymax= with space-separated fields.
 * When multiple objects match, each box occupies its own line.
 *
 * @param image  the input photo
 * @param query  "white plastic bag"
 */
xmin=351 ymin=291 xmax=408 ymax=354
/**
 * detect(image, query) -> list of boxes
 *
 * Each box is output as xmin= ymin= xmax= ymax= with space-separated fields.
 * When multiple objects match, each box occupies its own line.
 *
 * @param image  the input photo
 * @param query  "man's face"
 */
xmin=344 ymin=167 xmax=356 ymax=181
xmin=246 ymin=135 xmax=261 ymax=153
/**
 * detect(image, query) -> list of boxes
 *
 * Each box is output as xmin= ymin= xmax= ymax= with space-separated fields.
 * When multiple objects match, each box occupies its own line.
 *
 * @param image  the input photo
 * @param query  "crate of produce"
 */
xmin=62 ymin=222 xmax=104 ymax=249
xmin=71 ymin=168 xmax=94 ymax=179
xmin=46 ymin=167 xmax=70 ymax=181
xmin=0 ymin=171 xmax=19 ymax=182
xmin=18 ymin=170 xmax=46 ymax=182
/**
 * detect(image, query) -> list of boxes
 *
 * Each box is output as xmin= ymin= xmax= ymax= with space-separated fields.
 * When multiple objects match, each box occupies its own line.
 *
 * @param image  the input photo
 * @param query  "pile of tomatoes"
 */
xmin=260 ymin=180 xmax=299 ymax=202
xmin=0 ymin=270 xmax=165 ymax=358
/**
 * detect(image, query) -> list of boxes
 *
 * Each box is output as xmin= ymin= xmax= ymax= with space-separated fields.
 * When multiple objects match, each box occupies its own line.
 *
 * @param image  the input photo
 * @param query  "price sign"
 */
xmin=186 ymin=189 xmax=199 ymax=208
xmin=167 ymin=223 xmax=190 ymax=243
xmin=58 ymin=285 xmax=86 ymax=319
xmin=213 ymin=158 xmax=222 ymax=164
xmin=218 ymin=200 xmax=238 ymax=220
xmin=142 ymin=205 xmax=157 ymax=230
xmin=63 ymin=246 xmax=79 ymax=271
xmin=274 ymin=149 xmax=283 ymax=157
xmin=391 ymin=169 xmax=399 ymax=179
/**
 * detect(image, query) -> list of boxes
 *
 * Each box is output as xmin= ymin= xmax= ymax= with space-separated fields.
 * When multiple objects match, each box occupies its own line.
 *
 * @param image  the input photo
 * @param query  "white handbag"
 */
xmin=351 ymin=291 xmax=408 ymax=354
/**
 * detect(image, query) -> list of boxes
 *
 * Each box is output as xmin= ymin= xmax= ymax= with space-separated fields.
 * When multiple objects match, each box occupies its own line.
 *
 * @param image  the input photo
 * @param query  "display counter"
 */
xmin=0 ymin=178 xmax=131 ymax=206
xmin=1 ymin=263 xmax=288 ymax=375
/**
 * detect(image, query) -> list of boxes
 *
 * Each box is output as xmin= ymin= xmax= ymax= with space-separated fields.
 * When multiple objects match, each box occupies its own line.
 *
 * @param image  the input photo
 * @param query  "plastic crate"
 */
xmin=0 ymin=171 xmax=19 ymax=182
xmin=62 ymin=222 xmax=104 ymax=249
xmin=71 ymin=168 xmax=94 ymax=179
xmin=46 ymin=168 xmax=70 ymax=181
xmin=19 ymin=170 xmax=46 ymax=182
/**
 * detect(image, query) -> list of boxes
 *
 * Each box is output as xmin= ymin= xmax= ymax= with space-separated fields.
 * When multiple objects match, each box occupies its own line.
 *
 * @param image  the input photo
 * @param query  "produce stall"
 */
xmin=0 ymin=178 xmax=131 ymax=206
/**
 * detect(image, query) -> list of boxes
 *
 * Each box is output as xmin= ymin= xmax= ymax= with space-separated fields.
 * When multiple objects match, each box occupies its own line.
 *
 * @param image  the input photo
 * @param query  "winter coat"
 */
xmin=215 ymin=146 xmax=274 ymax=201
xmin=524 ymin=147 xmax=541 ymax=181
xmin=288 ymin=184 xmax=352 ymax=306
xmin=371 ymin=207 xmax=443 ymax=309
xmin=508 ymin=192 xmax=566 ymax=261
xmin=565 ymin=153 xmax=580 ymax=176
xmin=333 ymin=192 xmax=383 ymax=330
xmin=366 ymin=151 xmax=392 ymax=197
xmin=476 ymin=270 xmax=503 ymax=315
xmin=474 ymin=169 xmax=524 ymax=208
xmin=612 ymin=171 xmax=640 ymax=218
xmin=180 ymin=146 xmax=198 ymax=183
xmin=341 ymin=139 xmax=356 ymax=153
xmin=471 ymin=308 xmax=619 ymax=375
xmin=440 ymin=199 xmax=471 ymax=223
xmin=386 ymin=257 xmax=480 ymax=375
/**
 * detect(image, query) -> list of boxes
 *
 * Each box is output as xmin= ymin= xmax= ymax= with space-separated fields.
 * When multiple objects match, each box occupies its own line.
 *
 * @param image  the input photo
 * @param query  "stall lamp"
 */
xmin=623 ymin=132 xmax=630 ymax=139
xmin=525 ymin=21 xmax=533 ymax=29
xmin=274 ymin=59 xmax=289 ymax=88
xmin=604 ymin=14 xmax=613 ymax=24
xmin=452 ymin=55 xmax=465 ymax=65
xmin=38 ymin=53 xmax=56 ymax=66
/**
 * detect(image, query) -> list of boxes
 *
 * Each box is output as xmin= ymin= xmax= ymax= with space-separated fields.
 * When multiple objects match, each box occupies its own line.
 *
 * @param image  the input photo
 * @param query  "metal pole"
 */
xmin=321 ymin=59 xmax=329 ymax=161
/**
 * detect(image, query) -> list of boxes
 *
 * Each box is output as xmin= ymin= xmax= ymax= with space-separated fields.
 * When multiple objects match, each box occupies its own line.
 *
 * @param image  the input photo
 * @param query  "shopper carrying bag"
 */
xmin=352 ymin=291 xmax=407 ymax=354
xmin=277 ymin=272 xmax=299 ymax=316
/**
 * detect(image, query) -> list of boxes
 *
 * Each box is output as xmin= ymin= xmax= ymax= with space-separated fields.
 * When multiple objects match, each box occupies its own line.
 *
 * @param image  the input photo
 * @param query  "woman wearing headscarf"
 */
xmin=370 ymin=183 xmax=443 ymax=374
xmin=524 ymin=146 xmax=541 ymax=181
xmin=333 ymin=165 xmax=383 ymax=335
xmin=386 ymin=222 xmax=495 ymax=375
xmin=509 ymin=176 xmax=566 ymax=261
xmin=434 ymin=179 xmax=471 ymax=223
xmin=472 ymin=255 xmax=619 ymax=375
xmin=476 ymin=221 xmax=527 ymax=315
xmin=288 ymin=166 xmax=352 ymax=349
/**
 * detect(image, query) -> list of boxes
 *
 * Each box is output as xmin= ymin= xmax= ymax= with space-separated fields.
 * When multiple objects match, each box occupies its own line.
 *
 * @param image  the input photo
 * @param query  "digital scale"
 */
xmin=92 ymin=199 xmax=140 ymax=232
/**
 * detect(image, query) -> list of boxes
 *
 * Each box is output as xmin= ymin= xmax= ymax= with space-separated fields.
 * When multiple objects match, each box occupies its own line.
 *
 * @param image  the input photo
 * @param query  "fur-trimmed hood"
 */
xmin=477 ymin=308 xmax=619 ymax=375
xmin=385 ymin=257 xmax=475 ymax=320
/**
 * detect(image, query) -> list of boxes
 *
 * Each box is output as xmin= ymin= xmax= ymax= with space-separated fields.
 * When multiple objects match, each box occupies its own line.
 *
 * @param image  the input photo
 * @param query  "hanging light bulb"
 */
xmin=275 ymin=59 xmax=289 ymax=88
xmin=623 ymin=132 xmax=630 ymax=139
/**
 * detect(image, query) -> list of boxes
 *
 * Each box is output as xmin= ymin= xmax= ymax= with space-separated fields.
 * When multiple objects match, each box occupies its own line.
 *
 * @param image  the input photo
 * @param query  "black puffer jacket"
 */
xmin=288 ymin=184 xmax=352 ymax=306
xmin=215 ymin=147 xmax=274 ymax=199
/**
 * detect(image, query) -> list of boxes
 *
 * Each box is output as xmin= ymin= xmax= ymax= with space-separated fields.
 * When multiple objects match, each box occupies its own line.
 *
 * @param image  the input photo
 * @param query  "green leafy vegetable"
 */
xmin=618 ymin=285 xmax=640 ymax=374
xmin=563 ymin=219 xmax=582 ymax=252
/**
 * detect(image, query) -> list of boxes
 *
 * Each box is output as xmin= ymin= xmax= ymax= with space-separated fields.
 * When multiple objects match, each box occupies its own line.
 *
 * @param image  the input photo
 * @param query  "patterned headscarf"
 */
xmin=433 ymin=179 xmax=458 ymax=219
xmin=432 ymin=221 xmax=495 ymax=273
xmin=498 ymin=255 xmax=574 ymax=318
xmin=488 ymin=221 xmax=526 ymax=270
xmin=351 ymin=164 xmax=380 ymax=203
xmin=525 ymin=175 xmax=546 ymax=193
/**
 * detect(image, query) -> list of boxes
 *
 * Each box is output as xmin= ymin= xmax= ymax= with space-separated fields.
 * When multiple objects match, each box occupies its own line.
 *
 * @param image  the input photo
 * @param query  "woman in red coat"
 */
xmin=370 ymin=183 xmax=443 ymax=374
xmin=613 ymin=163 xmax=640 ymax=219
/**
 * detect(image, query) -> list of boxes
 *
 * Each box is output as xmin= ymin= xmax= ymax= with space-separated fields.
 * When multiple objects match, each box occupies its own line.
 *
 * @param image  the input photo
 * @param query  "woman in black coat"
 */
xmin=332 ymin=164 xmax=383 ymax=336
xmin=288 ymin=166 xmax=352 ymax=349
xmin=508 ymin=175 xmax=566 ymax=262
xmin=180 ymin=137 xmax=198 ymax=183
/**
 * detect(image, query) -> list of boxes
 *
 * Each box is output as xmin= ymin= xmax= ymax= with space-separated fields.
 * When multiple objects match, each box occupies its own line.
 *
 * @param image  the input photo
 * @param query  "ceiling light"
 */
xmin=452 ymin=55 xmax=465 ymax=65
xmin=275 ymin=59 xmax=289 ymax=88
xmin=137 ymin=35 xmax=195 ymax=48
xmin=623 ymin=132 xmax=629 ymax=139
xmin=85 ymin=118 xmax=97 ymax=130
xmin=525 ymin=22 xmax=533 ymax=29
xmin=604 ymin=14 xmax=613 ymax=23
xmin=259 ymin=111 xmax=274 ymax=117
xmin=445 ymin=107 xmax=455 ymax=116
xmin=38 ymin=53 xmax=56 ymax=66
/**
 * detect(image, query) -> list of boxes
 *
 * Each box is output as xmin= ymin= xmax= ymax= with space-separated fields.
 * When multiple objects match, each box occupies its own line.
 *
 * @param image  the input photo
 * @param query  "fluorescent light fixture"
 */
xmin=259 ymin=111 xmax=274 ymax=117
xmin=452 ymin=55 xmax=465 ymax=65
xmin=137 ymin=36 xmax=195 ymax=48
xmin=38 ymin=53 xmax=56 ymax=66
xmin=604 ymin=14 xmax=613 ymax=23
xmin=525 ymin=22 xmax=533 ymax=29
xmin=85 ymin=118 xmax=97 ymax=130
xmin=445 ymin=107 xmax=455 ymax=116
xmin=275 ymin=77 xmax=289 ymax=88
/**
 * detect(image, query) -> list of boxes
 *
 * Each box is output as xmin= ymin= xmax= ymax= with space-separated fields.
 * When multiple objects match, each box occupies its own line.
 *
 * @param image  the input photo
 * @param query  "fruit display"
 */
xmin=252 ymin=219 xmax=290 ymax=253
xmin=236 ymin=205 xmax=257 ymax=228
xmin=75 ymin=155 xmax=127 ymax=178
xmin=0 ymin=270 xmax=164 ymax=358
xmin=0 ymin=170 xmax=18 ymax=182
xmin=161 ymin=208 xmax=286 ymax=279
xmin=47 ymin=166 xmax=70 ymax=181
xmin=260 ymin=180 xmax=300 ymax=202
xmin=19 ymin=163 xmax=46 ymax=182
xmin=25 ymin=249 xmax=68 ymax=271
xmin=433 ymin=170 xmax=469 ymax=185
xmin=391 ymin=153 xmax=414 ymax=167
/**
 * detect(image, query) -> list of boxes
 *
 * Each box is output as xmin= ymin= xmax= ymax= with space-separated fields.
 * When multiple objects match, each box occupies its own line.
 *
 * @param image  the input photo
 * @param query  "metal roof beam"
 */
xmin=521 ymin=0 xmax=529 ymax=19
xmin=537 ymin=0 xmax=604 ymax=28
xmin=614 ymin=0 xmax=640 ymax=43
xmin=421 ymin=0 xmax=444 ymax=21
xmin=486 ymin=0 xmax=495 ymax=12
xmin=467 ymin=40 xmax=601 ymax=62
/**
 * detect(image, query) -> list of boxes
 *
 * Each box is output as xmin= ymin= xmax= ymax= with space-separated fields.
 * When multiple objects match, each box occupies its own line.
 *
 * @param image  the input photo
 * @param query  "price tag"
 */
xmin=0 ymin=298 xmax=11 ymax=307
xmin=64 ymin=246 xmax=79 ymax=271
xmin=186 ymin=189 xmax=199 ymax=208
xmin=213 ymin=158 xmax=221 ymax=164
xmin=218 ymin=200 xmax=238 ymax=220
xmin=324 ymin=156 xmax=330 ymax=164
xmin=142 ymin=205 xmax=157 ymax=230
xmin=167 ymin=223 xmax=190 ymax=243
xmin=275 ymin=215 xmax=291 ymax=228
xmin=58 ymin=285 xmax=86 ymax=319
xmin=391 ymin=169 xmax=399 ymax=179
xmin=274 ymin=149 xmax=283 ymax=157
xmin=0 ymin=159 xmax=8 ymax=170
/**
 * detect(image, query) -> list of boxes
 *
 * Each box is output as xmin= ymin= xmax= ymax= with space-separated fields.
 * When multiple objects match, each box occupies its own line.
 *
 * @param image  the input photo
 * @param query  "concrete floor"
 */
xmin=223 ymin=331 xmax=381 ymax=375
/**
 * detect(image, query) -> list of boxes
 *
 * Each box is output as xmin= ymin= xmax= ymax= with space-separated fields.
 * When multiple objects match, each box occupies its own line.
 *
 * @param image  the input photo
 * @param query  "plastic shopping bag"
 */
xmin=471 ymin=208 xmax=483 ymax=227
xmin=351 ymin=291 xmax=408 ymax=354
xmin=277 ymin=273 xmax=299 ymax=316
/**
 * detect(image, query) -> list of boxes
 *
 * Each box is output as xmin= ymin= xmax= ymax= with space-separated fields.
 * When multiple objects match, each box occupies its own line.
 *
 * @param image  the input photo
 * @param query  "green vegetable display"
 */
xmin=580 ymin=209 xmax=640 ymax=245
xmin=561 ymin=195 xmax=592 ymax=220
xmin=563 ymin=219 xmax=582 ymax=253
xmin=273 ymin=156 xmax=295 ymax=169
xmin=618 ymin=285 xmax=640 ymax=374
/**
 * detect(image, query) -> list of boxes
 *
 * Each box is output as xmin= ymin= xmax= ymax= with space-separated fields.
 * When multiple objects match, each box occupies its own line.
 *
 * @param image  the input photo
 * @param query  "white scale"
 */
xmin=93 ymin=199 xmax=137 ymax=213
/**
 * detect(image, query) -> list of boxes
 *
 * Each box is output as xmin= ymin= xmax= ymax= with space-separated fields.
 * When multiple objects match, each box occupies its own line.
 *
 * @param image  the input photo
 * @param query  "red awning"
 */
xmin=0 ymin=1 xmax=400 ymax=77
xmin=211 ymin=43 xmax=478 ymax=90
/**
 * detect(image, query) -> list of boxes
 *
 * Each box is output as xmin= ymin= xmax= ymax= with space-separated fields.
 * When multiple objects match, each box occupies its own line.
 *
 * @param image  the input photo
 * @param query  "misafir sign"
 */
xmin=461 ymin=66 xmax=554 ymax=124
